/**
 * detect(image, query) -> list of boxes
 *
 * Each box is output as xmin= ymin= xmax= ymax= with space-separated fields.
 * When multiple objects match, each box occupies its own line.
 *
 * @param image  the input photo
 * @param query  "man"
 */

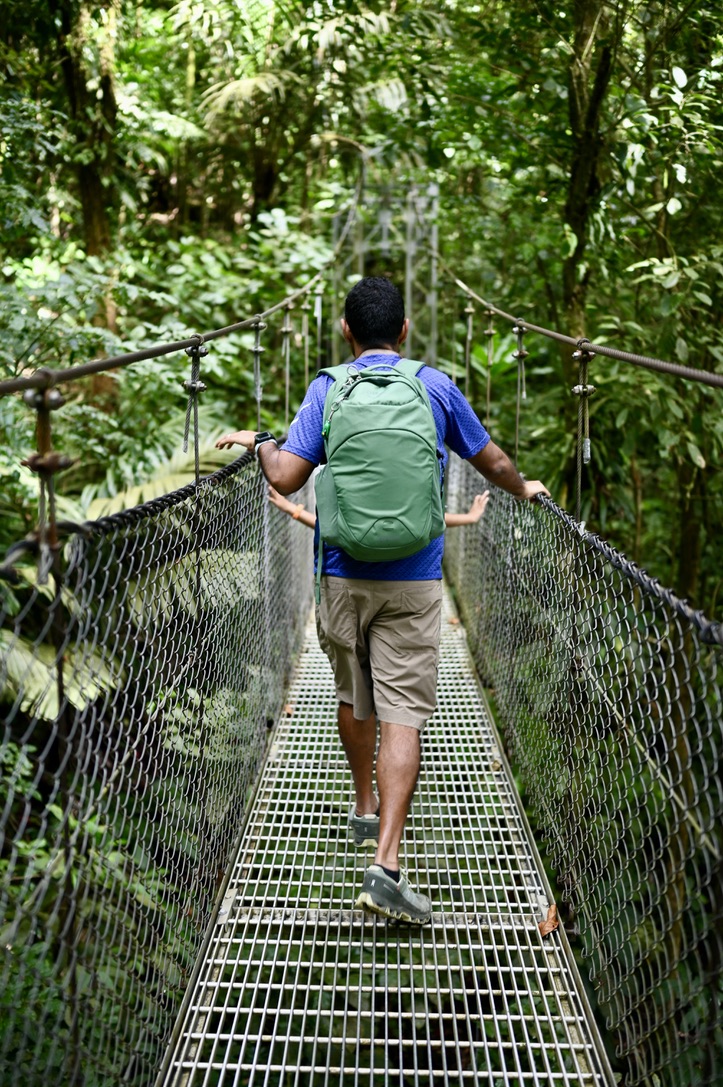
xmin=216 ymin=276 xmax=549 ymax=924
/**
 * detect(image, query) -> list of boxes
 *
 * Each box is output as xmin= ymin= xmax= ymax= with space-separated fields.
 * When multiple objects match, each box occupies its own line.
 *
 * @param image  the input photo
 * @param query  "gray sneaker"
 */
xmin=355 ymin=865 xmax=432 ymax=925
xmin=349 ymin=807 xmax=379 ymax=847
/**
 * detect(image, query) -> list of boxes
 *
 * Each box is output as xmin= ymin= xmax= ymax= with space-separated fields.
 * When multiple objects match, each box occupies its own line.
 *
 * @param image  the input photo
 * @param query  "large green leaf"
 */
xmin=0 ymin=630 xmax=124 ymax=720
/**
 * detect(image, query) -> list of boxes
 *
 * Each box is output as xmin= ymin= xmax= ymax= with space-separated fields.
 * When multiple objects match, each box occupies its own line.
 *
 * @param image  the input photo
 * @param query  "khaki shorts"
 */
xmin=316 ymin=577 xmax=443 ymax=730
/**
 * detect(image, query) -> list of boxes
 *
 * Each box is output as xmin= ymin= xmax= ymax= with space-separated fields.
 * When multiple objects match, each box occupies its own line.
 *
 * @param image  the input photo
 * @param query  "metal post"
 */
xmin=331 ymin=216 xmax=340 ymax=367
xmin=428 ymin=183 xmax=439 ymax=367
xmin=183 ymin=338 xmax=208 ymax=481
xmin=355 ymin=215 xmax=364 ymax=279
xmin=314 ymin=283 xmax=324 ymax=370
xmin=405 ymin=188 xmax=415 ymax=358
xmin=281 ymin=304 xmax=293 ymax=429
xmin=301 ymin=295 xmax=311 ymax=388
xmin=464 ymin=301 xmax=475 ymax=401
xmin=251 ymin=317 xmax=266 ymax=431
xmin=484 ymin=311 xmax=495 ymax=432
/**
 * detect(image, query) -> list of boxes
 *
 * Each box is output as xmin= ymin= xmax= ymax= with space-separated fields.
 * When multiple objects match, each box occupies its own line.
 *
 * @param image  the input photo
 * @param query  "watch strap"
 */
xmin=253 ymin=431 xmax=277 ymax=453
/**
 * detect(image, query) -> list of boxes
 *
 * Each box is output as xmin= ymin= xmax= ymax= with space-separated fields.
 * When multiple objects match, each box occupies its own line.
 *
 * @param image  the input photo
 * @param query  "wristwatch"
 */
xmin=253 ymin=431 xmax=277 ymax=455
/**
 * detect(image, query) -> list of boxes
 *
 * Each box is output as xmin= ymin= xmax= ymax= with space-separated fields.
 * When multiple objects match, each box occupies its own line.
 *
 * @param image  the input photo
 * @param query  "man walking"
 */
xmin=217 ymin=276 xmax=548 ymax=924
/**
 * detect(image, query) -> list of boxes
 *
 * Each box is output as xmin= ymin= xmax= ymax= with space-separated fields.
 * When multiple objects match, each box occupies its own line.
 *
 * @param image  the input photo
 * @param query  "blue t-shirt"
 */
xmin=284 ymin=353 xmax=490 ymax=579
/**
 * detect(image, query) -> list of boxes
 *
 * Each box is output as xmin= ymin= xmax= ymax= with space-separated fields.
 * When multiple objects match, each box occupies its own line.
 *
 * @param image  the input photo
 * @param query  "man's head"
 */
xmin=342 ymin=276 xmax=407 ymax=352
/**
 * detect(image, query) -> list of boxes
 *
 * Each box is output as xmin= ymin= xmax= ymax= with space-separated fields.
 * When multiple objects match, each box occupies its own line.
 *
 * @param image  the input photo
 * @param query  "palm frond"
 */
xmin=85 ymin=442 xmax=241 ymax=520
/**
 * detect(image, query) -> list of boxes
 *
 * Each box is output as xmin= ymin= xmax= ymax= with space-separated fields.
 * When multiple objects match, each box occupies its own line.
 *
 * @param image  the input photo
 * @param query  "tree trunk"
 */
xmin=55 ymin=0 xmax=119 ymax=406
xmin=177 ymin=32 xmax=196 ymax=229
xmin=555 ymin=1 xmax=616 ymax=512
xmin=55 ymin=0 xmax=117 ymax=267
xmin=560 ymin=0 xmax=614 ymax=381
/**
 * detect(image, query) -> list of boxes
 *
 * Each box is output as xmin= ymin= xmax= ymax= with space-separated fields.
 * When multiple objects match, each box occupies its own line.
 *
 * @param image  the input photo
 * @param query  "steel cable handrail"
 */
xmin=400 ymin=193 xmax=723 ymax=390
xmin=536 ymin=495 xmax=722 ymax=645
xmin=446 ymin=268 xmax=723 ymax=390
xmin=444 ymin=458 xmax=722 ymax=1087
xmin=0 ymin=178 xmax=362 ymax=397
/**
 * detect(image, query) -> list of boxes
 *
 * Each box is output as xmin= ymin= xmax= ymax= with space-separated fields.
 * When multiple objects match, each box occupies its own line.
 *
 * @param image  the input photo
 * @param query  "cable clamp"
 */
xmin=572 ymin=338 xmax=595 ymax=360
xmin=23 ymin=388 xmax=66 ymax=411
xmin=571 ymin=384 xmax=596 ymax=397
xmin=185 ymin=340 xmax=209 ymax=358
xmin=182 ymin=380 xmax=207 ymax=394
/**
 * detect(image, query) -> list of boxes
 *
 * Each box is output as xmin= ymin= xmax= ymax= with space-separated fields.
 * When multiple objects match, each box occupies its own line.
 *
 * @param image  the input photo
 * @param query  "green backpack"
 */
xmin=314 ymin=359 xmax=446 ymax=596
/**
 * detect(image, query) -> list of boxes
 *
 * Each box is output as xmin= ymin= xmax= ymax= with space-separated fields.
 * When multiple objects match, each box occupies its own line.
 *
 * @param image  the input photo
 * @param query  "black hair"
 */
xmin=343 ymin=276 xmax=405 ymax=348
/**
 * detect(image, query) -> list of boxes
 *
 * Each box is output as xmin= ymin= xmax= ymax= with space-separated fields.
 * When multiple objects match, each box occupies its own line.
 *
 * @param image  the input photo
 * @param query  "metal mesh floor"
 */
xmin=162 ymin=588 xmax=612 ymax=1086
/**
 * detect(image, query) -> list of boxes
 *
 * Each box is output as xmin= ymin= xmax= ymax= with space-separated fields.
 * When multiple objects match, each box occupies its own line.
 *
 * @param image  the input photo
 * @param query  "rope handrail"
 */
xmin=448 ymin=271 xmax=723 ymax=390
xmin=0 ymin=179 xmax=362 ymax=398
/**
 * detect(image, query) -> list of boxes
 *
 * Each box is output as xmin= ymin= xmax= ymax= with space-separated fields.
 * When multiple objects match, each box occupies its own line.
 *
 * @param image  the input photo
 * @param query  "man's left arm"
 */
xmin=214 ymin=430 xmax=315 ymax=494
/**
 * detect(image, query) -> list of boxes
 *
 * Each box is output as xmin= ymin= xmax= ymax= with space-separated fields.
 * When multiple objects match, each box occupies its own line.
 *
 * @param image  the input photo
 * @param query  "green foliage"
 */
xmin=0 ymin=0 xmax=720 ymax=603
xmin=1 ymin=9 xmax=721 ymax=1086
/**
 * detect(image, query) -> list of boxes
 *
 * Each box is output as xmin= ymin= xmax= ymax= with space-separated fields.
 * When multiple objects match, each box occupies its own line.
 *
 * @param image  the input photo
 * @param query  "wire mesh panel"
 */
xmin=0 ymin=456 xmax=313 ymax=1087
xmin=444 ymin=456 xmax=723 ymax=1087
xmin=162 ymin=593 xmax=611 ymax=1086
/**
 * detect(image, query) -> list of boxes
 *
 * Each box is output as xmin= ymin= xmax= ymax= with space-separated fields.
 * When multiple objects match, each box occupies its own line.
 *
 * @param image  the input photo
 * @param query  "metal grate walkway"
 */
xmin=161 ymin=588 xmax=613 ymax=1086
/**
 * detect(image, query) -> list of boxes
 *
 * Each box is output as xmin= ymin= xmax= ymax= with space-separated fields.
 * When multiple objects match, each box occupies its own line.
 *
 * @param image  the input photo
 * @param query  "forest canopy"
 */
xmin=1 ymin=0 xmax=721 ymax=615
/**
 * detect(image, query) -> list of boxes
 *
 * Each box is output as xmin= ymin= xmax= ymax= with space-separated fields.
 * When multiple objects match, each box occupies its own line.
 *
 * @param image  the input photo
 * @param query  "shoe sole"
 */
xmin=355 ymin=891 xmax=431 ymax=926
xmin=353 ymin=833 xmax=378 ymax=847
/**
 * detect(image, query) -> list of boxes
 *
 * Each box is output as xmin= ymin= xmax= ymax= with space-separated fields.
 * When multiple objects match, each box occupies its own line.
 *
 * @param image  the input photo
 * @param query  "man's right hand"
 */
xmin=469 ymin=441 xmax=550 ymax=503
xmin=517 ymin=481 xmax=550 ymax=502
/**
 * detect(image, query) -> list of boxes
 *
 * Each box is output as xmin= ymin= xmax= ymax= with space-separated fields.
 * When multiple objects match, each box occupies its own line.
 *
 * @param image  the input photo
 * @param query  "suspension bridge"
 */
xmin=0 ymin=188 xmax=721 ymax=1087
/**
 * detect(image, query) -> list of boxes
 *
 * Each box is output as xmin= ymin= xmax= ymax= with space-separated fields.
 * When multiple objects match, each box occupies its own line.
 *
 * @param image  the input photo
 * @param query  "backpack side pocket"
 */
xmin=314 ymin=464 xmax=340 ymax=547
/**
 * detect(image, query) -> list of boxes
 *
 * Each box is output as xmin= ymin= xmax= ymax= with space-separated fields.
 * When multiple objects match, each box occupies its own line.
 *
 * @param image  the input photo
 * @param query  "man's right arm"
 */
xmin=468 ymin=440 xmax=549 ymax=502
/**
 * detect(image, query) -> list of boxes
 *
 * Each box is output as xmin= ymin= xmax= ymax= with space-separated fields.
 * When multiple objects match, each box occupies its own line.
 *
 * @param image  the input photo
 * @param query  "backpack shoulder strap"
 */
xmin=394 ymin=358 xmax=425 ymax=378
xmin=317 ymin=363 xmax=357 ymax=381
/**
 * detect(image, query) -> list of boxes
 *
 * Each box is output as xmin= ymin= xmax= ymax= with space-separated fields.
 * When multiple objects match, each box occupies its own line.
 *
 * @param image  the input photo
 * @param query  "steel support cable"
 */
xmin=444 ymin=269 xmax=723 ymax=389
xmin=484 ymin=310 xmax=494 ymax=431
xmin=182 ymin=341 xmax=209 ymax=476
xmin=281 ymin=303 xmax=293 ymax=431
xmin=464 ymin=299 xmax=474 ymax=399
xmin=512 ymin=322 xmax=528 ymax=466
xmin=300 ymin=295 xmax=311 ymax=388
xmin=0 ymin=177 xmax=363 ymax=398
xmin=250 ymin=316 xmax=267 ymax=433
xmin=572 ymin=343 xmax=595 ymax=523
xmin=314 ymin=281 xmax=324 ymax=371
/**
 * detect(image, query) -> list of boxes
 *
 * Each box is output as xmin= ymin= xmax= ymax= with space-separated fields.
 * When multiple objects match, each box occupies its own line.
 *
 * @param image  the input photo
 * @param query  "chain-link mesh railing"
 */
xmin=0 ymin=456 xmax=313 ymax=1087
xmin=444 ymin=455 xmax=722 ymax=1087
